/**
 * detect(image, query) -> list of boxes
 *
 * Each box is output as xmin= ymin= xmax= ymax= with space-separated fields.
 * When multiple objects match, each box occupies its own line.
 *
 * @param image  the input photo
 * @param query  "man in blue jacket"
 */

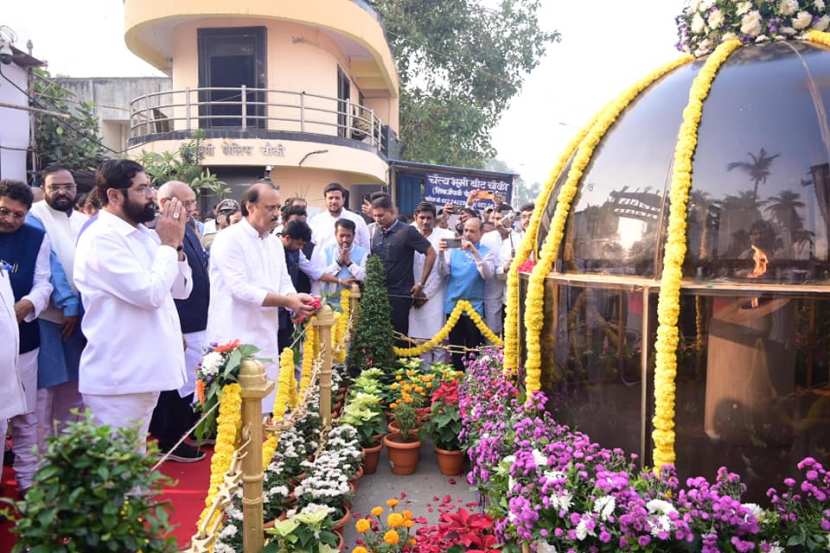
xmin=149 ymin=181 xmax=208 ymax=462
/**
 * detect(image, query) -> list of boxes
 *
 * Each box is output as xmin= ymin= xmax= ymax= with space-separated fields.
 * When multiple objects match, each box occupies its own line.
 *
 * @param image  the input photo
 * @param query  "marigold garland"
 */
xmin=273 ymin=347 xmax=296 ymax=420
xmin=652 ymin=39 xmax=740 ymax=471
xmin=502 ymin=119 xmax=599 ymax=374
xmin=197 ymin=383 xmax=242 ymax=529
xmin=806 ymin=30 xmax=830 ymax=48
xmin=333 ymin=288 xmax=351 ymax=363
xmin=392 ymin=300 xmax=502 ymax=357
xmin=523 ymin=53 xmax=694 ymax=397
xmin=299 ymin=318 xmax=317 ymax=394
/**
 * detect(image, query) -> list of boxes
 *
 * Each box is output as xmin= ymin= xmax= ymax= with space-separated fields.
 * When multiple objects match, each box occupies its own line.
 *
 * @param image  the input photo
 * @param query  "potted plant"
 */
xmin=263 ymin=458 xmax=296 ymax=522
xmin=295 ymin=450 xmax=353 ymax=534
xmin=325 ymin=424 xmax=364 ymax=488
xmin=341 ymin=391 xmax=387 ymax=474
xmin=352 ymin=499 xmax=419 ymax=553
xmin=264 ymin=503 xmax=342 ymax=553
xmin=423 ymin=380 xmax=464 ymax=476
xmin=383 ymin=401 xmax=422 ymax=475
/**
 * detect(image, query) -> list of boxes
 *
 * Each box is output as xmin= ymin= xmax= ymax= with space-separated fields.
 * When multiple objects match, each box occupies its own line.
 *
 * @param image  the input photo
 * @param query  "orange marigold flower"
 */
xmin=195 ymin=379 xmax=206 ymax=405
xmin=371 ymin=506 xmax=384 ymax=517
xmin=408 ymin=538 xmax=417 ymax=546
xmin=383 ymin=530 xmax=400 ymax=545
xmin=352 ymin=547 xmax=369 ymax=553
xmin=386 ymin=498 xmax=399 ymax=508
xmin=355 ymin=518 xmax=371 ymax=533
xmin=387 ymin=513 xmax=404 ymax=528
xmin=402 ymin=510 xmax=413 ymax=520
xmin=404 ymin=519 xmax=415 ymax=528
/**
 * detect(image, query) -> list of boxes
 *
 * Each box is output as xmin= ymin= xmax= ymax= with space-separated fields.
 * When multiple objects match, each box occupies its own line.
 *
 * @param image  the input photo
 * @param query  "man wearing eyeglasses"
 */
xmin=26 ymin=165 xmax=88 ymax=461
xmin=0 ymin=179 xmax=53 ymax=491
xmin=74 ymin=160 xmax=192 ymax=453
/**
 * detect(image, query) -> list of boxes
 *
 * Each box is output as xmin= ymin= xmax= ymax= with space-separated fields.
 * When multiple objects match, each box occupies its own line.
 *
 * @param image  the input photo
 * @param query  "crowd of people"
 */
xmin=0 ymin=159 xmax=533 ymax=489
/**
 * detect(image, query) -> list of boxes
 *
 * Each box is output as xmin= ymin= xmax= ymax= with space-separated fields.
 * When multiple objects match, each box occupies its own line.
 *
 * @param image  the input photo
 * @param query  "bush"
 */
xmin=347 ymin=255 xmax=396 ymax=374
xmin=12 ymin=412 xmax=175 ymax=553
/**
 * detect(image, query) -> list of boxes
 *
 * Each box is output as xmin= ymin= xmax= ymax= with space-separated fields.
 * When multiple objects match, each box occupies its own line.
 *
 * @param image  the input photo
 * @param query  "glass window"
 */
xmin=684 ymin=42 xmax=830 ymax=283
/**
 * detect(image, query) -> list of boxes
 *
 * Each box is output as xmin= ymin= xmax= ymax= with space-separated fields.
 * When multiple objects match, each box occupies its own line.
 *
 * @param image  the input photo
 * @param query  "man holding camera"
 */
xmin=438 ymin=216 xmax=495 ymax=370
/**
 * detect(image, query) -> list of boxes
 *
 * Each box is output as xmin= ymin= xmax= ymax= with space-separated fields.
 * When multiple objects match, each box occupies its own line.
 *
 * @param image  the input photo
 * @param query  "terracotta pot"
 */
xmin=435 ymin=447 xmax=465 ymax=476
xmin=362 ymin=441 xmax=382 ymax=475
xmin=387 ymin=421 xmax=420 ymax=436
xmin=349 ymin=467 xmax=363 ymax=491
xmin=336 ymin=531 xmax=345 ymax=552
xmin=331 ymin=505 xmax=352 ymax=535
xmin=383 ymin=432 xmax=421 ymax=475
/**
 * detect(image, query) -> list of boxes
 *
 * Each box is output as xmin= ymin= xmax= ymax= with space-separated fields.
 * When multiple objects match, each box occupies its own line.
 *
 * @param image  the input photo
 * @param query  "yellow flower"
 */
xmin=355 ymin=518 xmax=371 ymax=533
xmin=386 ymin=498 xmax=399 ymax=508
xmin=371 ymin=506 xmax=384 ymax=517
xmin=387 ymin=513 xmax=404 ymax=528
xmin=352 ymin=547 xmax=369 ymax=553
xmin=383 ymin=529 xmax=400 ymax=545
xmin=402 ymin=510 xmax=413 ymax=520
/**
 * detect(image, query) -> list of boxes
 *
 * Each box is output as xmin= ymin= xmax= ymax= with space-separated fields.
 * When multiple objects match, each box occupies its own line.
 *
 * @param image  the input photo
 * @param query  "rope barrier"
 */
xmin=150 ymin=402 xmax=220 ymax=472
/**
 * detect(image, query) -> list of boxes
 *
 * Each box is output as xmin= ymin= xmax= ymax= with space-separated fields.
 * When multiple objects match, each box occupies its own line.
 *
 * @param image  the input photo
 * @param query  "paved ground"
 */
xmin=343 ymin=437 xmax=478 ymax=548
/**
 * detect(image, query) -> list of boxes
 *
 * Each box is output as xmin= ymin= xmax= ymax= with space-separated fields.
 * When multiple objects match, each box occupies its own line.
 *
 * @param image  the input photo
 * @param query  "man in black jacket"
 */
xmin=149 ymin=181 xmax=209 ymax=462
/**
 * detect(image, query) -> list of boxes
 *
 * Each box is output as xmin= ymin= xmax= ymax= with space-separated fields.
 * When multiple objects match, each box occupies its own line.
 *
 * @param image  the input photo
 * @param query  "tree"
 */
xmin=347 ymin=255 xmax=396 ymax=374
xmin=31 ymin=68 xmax=107 ymax=174
xmin=374 ymin=0 xmax=558 ymax=167
xmin=726 ymin=147 xmax=780 ymax=202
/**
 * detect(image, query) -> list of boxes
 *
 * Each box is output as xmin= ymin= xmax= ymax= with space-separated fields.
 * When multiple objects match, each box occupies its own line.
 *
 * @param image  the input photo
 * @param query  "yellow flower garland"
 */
xmin=273 ymin=347 xmax=296 ymax=420
xmin=523 ymin=54 xmax=694 ymax=397
xmin=806 ymin=29 xmax=830 ymax=48
xmin=333 ymin=288 xmax=351 ymax=363
xmin=262 ymin=433 xmax=278 ymax=468
xmin=392 ymin=300 xmax=502 ymax=357
xmin=299 ymin=318 xmax=317 ymax=394
xmin=651 ymin=39 xmax=740 ymax=471
xmin=197 ymin=383 xmax=242 ymax=528
xmin=502 ymin=118 xmax=599 ymax=374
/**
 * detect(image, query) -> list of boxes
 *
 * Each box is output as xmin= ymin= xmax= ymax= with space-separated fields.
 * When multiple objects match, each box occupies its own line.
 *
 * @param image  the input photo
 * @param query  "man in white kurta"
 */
xmin=409 ymin=202 xmax=454 ymax=364
xmin=207 ymin=182 xmax=315 ymax=410
xmin=308 ymin=182 xmax=370 ymax=250
xmin=74 ymin=160 xmax=191 ymax=453
xmin=0 ymin=264 xmax=27 ymax=475
xmin=480 ymin=205 xmax=517 ymax=335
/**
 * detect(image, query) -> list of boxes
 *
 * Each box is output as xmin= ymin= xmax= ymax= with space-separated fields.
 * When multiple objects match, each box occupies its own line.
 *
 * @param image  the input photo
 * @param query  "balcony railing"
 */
xmin=128 ymin=86 xmax=385 ymax=154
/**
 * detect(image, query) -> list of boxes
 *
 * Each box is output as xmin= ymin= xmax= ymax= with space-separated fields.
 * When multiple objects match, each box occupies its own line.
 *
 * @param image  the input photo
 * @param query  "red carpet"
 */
xmin=0 ymin=448 xmax=214 ymax=552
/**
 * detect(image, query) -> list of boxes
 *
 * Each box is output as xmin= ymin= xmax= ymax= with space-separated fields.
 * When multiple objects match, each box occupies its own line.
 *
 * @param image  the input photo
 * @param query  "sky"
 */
xmin=2 ymin=0 xmax=688 ymax=186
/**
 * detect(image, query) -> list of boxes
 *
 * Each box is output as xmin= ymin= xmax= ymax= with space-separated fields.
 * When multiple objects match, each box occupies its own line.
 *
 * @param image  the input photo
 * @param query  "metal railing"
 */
xmin=128 ymin=86 xmax=384 ymax=153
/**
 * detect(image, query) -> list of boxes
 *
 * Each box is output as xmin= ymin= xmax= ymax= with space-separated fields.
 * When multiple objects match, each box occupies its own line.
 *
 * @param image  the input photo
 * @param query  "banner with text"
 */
xmin=423 ymin=172 xmax=514 ymax=211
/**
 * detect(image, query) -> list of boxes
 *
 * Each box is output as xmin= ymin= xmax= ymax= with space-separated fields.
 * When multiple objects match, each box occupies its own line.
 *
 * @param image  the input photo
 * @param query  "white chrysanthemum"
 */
xmin=741 ymin=10 xmax=764 ymax=36
xmin=692 ymin=12 xmax=707 ymax=34
xmin=814 ymin=14 xmax=830 ymax=30
xmin=794 ymin=10 xmax=814 ymax=29
xmin=531 ymin=449 xmax=548 ymax=466
xmin=742 ymin=502 xmax=764 ymax=522
xmin=215 ymin=543 xmax=236 ymax=553
xmin=219 ymin=524 xmax=238 ymax=539
xmin=779 ymin=0 xmax=799 ymax=16
xmin=593 ymin=495 xmax=616 ymax=521
xmin=722 ymin=31 xmax=739 ymax=41
xmin=707 ymin=8 xmax=725 ymax=29
xmin=649 ymin=514 xmax=673 ymax=537
xmin=575 ymin=518 xmax=592 ymax=541
xmin=737 ymin=1 xmax=753 ymax=15
xmin=536 ymin=541 xmax=557 ymax=553
xmin=550 ymin=491 xmax=573 ymax=513
xmin=201 ymin=351 xmax=224 ymax=376
xmin=646 ymin=499 xmax=677 ymax=515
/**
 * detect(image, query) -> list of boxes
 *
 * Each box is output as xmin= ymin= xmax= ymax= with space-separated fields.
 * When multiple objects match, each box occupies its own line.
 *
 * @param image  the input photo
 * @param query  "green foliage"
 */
xmin=12 ymin=411 xmax=175 ymax=553
xmin=264 ymin=504 xmax=340 ymax=553
xmin=137 ymin=130 xmax=229 ymax=199
xmin=374 ymin=0 xmax=558 ymax=167
xmin=425 ymin=398 xmax=462 ymax=451
xmin=392 ymin=401 xmax=419 ymax=443
xmin=347 ymin=255 xmax=396 ymax=373
xmin=32 ymin=68 xmax=106 ymax=172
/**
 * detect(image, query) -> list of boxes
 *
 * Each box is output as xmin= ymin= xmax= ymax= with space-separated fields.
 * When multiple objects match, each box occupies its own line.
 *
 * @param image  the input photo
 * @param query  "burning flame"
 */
xmin=749 ymin=245 xmax=768 ymax=279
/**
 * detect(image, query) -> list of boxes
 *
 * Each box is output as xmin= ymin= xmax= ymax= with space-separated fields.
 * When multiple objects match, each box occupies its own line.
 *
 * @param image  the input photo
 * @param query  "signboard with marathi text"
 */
xmin=423 ymin=172 xmax=513 ymax=211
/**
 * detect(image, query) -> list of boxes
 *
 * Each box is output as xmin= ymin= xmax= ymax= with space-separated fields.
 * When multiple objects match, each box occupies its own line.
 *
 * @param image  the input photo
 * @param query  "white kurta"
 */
xmin=207 ymin=218 xmax=296 ymax=410
xmin=480 ymin=230 xmax=508 ymax=333
xmin=0 ymin=268 xmax=26 ymax=421
xmin=408 ymin=226 xmax=454 ymax=340
xmin=309 ymin=208 xmax=370 ymax=251
xmin=74 ymin=210 xmax=192 ymax=395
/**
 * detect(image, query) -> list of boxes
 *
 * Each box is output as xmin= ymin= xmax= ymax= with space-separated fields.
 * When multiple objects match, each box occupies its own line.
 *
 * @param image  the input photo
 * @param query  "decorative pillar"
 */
xmin=314 ymin=304 xmax=336 ymax=426
xmin=238 ymin=358 xmax=274 ymax=553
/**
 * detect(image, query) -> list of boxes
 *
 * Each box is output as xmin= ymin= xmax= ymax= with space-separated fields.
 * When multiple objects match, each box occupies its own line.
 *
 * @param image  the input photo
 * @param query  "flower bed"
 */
xmin=461 ymin=349 xmax=830 ymax=552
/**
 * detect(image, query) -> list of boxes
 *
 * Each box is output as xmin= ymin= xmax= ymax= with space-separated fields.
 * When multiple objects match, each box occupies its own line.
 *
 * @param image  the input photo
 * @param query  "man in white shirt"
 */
xmin=27 ymin=165 xmax=88 ymax=456
xmin=0 ymin=180 xmax=52 ymax=489
xmin=74 ymin=160 xmax=192 ymax=454
xmin=408 ymin=202 xmax=454 ymax=364
xmin=0 ymin=263 xmax=27 ymax=478
xmin=309 ymin=182 xmax=370 ymax=250
xmin=496 ymin=202 xmax=534 ymax=316
xmin=207 ymin=181 xmax=315 ymax=410
xmin=310 ymin=218 xmax=368 ymax=309
xmin=480 ymin=204 xmax=515 ymax=335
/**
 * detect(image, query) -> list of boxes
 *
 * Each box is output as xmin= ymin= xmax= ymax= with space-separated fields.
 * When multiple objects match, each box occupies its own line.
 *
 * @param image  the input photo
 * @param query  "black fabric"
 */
xmin=389 ymin=295 xmax=413 ymax=341
xmin=448 ymin=314 xmax=483 ymax=371
xmin=175 ymin=223 xmax=210 ymax=333
xmin=370 ymin=221 xmax=431 ymax=294
xmin=149 ymin=391 xmax=198 ymax=451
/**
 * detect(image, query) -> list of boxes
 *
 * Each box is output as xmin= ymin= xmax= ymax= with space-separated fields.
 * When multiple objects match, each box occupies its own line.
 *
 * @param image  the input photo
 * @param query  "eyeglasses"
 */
xmin=128 ymin=184 xmax=155 ymax=197
xmin=0 ymin=206 xmax=26 ymax=221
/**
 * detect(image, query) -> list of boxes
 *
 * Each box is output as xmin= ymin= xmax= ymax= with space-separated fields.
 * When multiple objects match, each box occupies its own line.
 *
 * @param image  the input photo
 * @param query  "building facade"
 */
xmin=122 ymin=0 xmax=400 ymax=210
xmin=0 ymin=46 xmax=43 ymax=182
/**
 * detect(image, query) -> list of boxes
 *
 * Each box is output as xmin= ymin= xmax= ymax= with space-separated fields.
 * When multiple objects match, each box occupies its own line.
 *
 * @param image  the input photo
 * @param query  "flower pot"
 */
xmin=383 ymin=432 xmax=421 ymax=475
xmin=435 ymin=447 xmax=465 ymax=476
xmin=337 ymin=531 xmax=345 ymax=552
xmin=362 ymin=441 xmax=382 ymax=475
xmin=331 ymin=505 xmax=352 ymax=535
xmin=387 ymin=422 xmax=421 ymax=436
xmin=349 ymin=467 xmax=363 ymax=492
